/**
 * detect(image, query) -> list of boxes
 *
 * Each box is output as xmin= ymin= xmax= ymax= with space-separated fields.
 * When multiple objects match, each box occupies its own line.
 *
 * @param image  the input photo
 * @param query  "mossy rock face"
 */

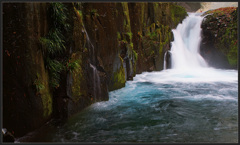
xmin=201 ymin=7 xmax=238 ymax=69
xmin=109 ymin=55 xmax=126 ymax=91
xmin=70 ymin=52 xmax=86 ymax=102
xmin=170 ymin=4 xmax=188 ymax=28
xmin=112 ymin=65 xmax=126 ymax=90
xmin=128 ymin=3 xmax=187 ymax=73
xmin=3 ymin=2 xmax=188 ymax=138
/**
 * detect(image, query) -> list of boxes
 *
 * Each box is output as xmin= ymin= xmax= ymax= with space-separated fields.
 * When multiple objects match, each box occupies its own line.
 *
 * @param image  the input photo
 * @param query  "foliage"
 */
xmin=49 ymin=3 xmax=70 ymax=30
xmin=170 ymin=4 xmax=187 ymax=27
xmin=46 ymin=58 xmax=64 ymax=88
xmin=90 ymin=9 xmax=99 ymax=17
xmin=40 ymin=29 xmax=66 ymax=56
xmin=126 ymin=32 xmax=133 ymax=40
xmin=147 ymin=32 xmax=158 ymax=40
xmin=66 ymin=60 xmax=80 ymax=73
xmin=117 ymin=32 xmax=121 ymax=40
xmin=77 ymin=10 xmax=83 ymax=17
xmin=133 ymin=49 xmax=138 ymax=61
xmin=40 ymin=2 xmax=71 ymax=88
xmin=34 ymin=73 xmax=45 ymax=92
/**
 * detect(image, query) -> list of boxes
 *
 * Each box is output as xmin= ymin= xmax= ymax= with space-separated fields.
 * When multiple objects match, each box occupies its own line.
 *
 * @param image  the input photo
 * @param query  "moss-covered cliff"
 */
xmin=3 ymin=2 xmax=187 ymax=138
xmin=128 ymin=3 xmax=187 ymax=73
xmin=200 ymin=7 xmax=238 ymax=69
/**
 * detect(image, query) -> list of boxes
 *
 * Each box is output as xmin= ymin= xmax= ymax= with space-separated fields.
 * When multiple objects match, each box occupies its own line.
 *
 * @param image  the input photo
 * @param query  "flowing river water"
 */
xmin=17 ymin=13 xmax=238 ymax=143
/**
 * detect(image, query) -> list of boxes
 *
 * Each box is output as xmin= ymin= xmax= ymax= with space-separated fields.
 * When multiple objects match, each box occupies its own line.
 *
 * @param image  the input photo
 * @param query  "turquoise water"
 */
xmin=32 ymin=68 xmax=238 ymax=143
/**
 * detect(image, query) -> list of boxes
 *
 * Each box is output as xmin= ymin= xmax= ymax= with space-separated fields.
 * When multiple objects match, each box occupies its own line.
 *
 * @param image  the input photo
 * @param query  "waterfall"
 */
xmin=82 ymin=24 xmax=95 ymax=63
xmin=90 ymin=63 xmax=101 ymax=101
xmin=169 ymin=13 xmax=208 ymax=70
xmin=82 ymin=23 xmax=101 ymax=101
xmin=163 ymin=51 xmax=167 ymax=70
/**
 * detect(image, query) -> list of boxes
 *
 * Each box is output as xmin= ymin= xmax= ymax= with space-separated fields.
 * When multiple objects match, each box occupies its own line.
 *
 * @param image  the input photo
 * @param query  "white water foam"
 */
xmin=170 ymin=13 xmax=208 ymax=70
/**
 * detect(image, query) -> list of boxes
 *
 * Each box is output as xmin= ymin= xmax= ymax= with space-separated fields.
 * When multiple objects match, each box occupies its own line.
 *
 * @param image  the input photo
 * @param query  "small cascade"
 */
xmin=82 ymin=23 xmax=101 ymax=101
xmin=82 ymin=24 xmax=95 ymax=62
xmin=90 ymin=63 xmax=101 ymax=101
xmin=163 ymin=51 xmax=167 ymax=70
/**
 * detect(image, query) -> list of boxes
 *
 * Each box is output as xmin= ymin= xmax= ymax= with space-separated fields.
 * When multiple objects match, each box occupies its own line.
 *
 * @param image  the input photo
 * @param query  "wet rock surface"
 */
xmin=200 ymin=7 xmax=238 ymax=69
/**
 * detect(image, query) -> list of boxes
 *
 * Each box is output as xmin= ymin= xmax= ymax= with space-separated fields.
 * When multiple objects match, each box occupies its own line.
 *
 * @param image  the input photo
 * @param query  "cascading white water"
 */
xmin=90 ymin=63 xmax=101 ymax=101
xmin=170 ymin=13 xmax=208 ymax=70
xmin=163 ymin=51 xmax=167 ymax=70
xmin=83 ymin=24 xmax=101 ymax=101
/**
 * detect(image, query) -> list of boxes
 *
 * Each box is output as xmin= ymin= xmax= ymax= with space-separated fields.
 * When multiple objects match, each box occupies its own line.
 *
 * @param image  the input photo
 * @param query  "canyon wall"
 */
xmin=3 ymin=2 xmax=187 ymax=138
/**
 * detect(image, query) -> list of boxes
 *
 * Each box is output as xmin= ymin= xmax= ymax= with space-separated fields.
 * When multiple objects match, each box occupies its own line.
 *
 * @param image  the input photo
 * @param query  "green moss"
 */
xmin=117 ymin=32 xmax=121 ymax=40
xmin=34 ymin=73 xmax=45 ymax=92
xmin=127 ymin=32 xmax=133 ymax=40
xmin=46 ymin=58 xmax=64 ymax=88
xmin=130 ymin=42 xmax=133 ymax=49
xmin=77 ymin=10 xmax=82 ymax=17
xmin=227 ymin=43 xmax=237 ymax=66
xmin=147 ymin=31 xmax=158 ymax=40
xmin=122 ymin=2 xmax=131 ymax=32
xmin=170 ymin=4 xmax=187 ymax=27
xmin=90 ymin=9 xmax=99 ymax=17
xmin=49 ymin=3 xmax=70 ymax=30
xmin=70 ymin=52 xmax=87 ymax=102
xmin=34 ymin=72 xmax=52 ymax=118
xmin=215 ymin=13 xmax=238 ymax=67
xmin=42 ymin=93 xmax=52 ymax=117
xmin=66 ymin=60 xmax=80 ymax=73
xmin=133 ymin=49 xmax=138 ymax=61
xmin=112 ymin=56 xmax=126 ymax=90
xmin=74 ymin=6 xmax=83 ymax=24
xmin=40 ymin=29 xmax=66 ymax=56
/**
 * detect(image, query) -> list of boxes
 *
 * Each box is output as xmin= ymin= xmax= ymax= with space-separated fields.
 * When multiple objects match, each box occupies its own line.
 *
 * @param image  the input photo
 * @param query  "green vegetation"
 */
xmin=126 ymin=32 xmax=133 ymax=40
xmin=133 ymin=49 xmax=138 ymax=61
xmin=170 ymin=4 xmax=187 ymax=27
xmin=70 ymin=52 xmax=86 ymax=102
xmin=33 ymin=73 xmax=52 ymax=118
xmin=218 ymin=23 xmax=237 ymax=67
xmin=207 ymin=7 xmax=238 ymax=68
xmin=34 ymin=73 xmax=45 ymax=92
xmin=90 ymin=9 xmax=99 ymax=17
xmin=49 ymin=3 xmax=70 ymax=31
xmin=112 ymin=56 xmax=126 ymax=90
xmin=117 ymin=32 xmax=121 ymax=40
xmin=40 ymin=29 xmax=66 ymax=56
xmin=77 ymin=10 xmax=83 ymax=17
xmin=67 ymin=60 xmax=80 ymax=73
xmin=40 ymin=2 xmax=70 ymax=88
xmin=147 ymin=32 xmax=158 ymax=40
